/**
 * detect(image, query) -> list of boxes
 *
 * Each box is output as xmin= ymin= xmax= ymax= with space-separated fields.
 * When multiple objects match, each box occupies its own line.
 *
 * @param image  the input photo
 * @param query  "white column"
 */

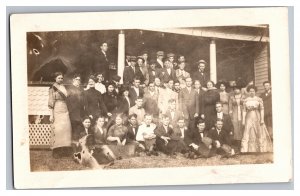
xmin=117 ymin=30 xmax=125 ymax=84
xmin=210 ymin=39 xmax=217 ymax=83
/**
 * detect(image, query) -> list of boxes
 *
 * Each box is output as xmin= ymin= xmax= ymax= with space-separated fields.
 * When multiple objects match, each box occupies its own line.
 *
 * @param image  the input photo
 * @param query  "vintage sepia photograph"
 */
xmin=10 ymin=8 xmax=292 ymax=188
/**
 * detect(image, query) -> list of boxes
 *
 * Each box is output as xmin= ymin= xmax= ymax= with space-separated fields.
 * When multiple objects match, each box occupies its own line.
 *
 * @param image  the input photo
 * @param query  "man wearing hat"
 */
xmin=123 ymin=56 xmax=143 ymax=85
xmin=192 ymin=59 xmax=210 ymax=88
xmin=155 ymin=51 xmax=164 ymax=69
xmin=167 ymin=53 xmax=177 ymax=69
xmin=125 ymin=53 xmax=131 ymax=67
xmin=111 ymin=75 xmax=122 ymax=96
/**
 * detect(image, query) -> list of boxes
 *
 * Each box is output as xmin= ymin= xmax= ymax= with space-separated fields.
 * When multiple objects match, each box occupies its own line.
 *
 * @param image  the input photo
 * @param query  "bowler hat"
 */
xmin=112 ymin=75 xmax=121 ymax=82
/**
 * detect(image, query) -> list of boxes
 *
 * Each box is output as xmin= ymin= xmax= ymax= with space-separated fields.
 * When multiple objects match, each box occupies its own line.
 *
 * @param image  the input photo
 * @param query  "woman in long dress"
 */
xmin=48 ymin=72 xmax=72 ymax=158
xmin=202 ymin=81 xmax=220 ymax=130
xmin=217 ymin=81 xmax=229 ymax=114
xmin=241 ymin=85 xmax=273 ymax=153
xmin=229 ymin=85 xmax=245 ymax=149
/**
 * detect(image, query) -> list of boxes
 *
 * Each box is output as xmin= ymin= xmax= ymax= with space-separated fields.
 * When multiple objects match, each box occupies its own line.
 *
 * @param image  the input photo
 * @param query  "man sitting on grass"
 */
xmin=154 ymin=114 xmax=180 ymax=157
xmin=187 ymin=119 xmax=213 ymax=159
xmin=207 ymin=118 xmax=235 ymax=158
xmin=135 ymin=114 xmax=158 ymax=156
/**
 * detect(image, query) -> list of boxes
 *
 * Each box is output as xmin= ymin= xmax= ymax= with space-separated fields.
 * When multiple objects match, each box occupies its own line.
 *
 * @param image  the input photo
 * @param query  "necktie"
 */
xmin=146 ymin=125 xmax=150 ymax=127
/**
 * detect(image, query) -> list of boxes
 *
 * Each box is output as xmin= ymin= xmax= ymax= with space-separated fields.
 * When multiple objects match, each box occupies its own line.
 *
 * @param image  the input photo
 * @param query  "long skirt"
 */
xmin=241 ymin=110 xmax=273 ymax=153
xmin=50 ymin=100 xmax=72 ymax=149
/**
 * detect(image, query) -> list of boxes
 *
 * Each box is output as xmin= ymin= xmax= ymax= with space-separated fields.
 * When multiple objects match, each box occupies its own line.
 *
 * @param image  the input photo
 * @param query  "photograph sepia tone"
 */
xmin=10 ymin=8 xmax=292 ymax=188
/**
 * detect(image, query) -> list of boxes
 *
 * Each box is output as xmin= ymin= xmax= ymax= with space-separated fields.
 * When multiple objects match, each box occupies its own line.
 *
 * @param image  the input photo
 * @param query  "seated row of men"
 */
xmin=80 ymin=102 xmax=235 ymax=159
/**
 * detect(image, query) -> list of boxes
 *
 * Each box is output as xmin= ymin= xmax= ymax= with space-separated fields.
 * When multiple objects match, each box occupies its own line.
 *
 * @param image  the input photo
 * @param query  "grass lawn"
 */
xmin=30 ymin=149 xmax=273 ymax=171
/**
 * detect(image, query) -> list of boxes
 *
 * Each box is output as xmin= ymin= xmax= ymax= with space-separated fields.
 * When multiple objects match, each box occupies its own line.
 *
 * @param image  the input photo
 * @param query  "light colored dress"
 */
xmin=241 ymin=96 xmax=273 ymax=152
xmin=48 ymin=83 xmax=72 ymax=149
xmin=219 ymin=91 xmax=229 ymax=114
xmin=229 ymin=93 xmax=244 ymax=140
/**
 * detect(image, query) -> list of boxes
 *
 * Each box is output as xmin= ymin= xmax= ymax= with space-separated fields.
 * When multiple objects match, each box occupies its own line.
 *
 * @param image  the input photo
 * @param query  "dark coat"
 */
xmin=123 ymin=65 xmax=143 ymax=85
xmin=126 ymin=124 xmax=138 ymax=142
xmin=66 ymin=85 xmax=84 ymax=122
xmin=148 ymin=68 xmax=161 ymax=83
xmin=192 ymin=71 xmax=209 ymax=87
xmin=93 ymin=125 xmax=107 ymax=145
xmin=83 ymin=87 xmax=108 ymax=119
xmin=154 ymin=124 xmax=178 ymax=154
xmin=128 ymin=86 xmax=144 ymax=106
xmin=117 ymin=96 xmax=131 ymax=115
xmin=155 ymin=60 xmax=164 ymax=69
xmin=158 ymin=68 xmax=177 ymax=84
xmin=92 ymin=50 xmax=110 ymax=80
xmin=202 ymin=89 xmax=220 ymax=129
xmin=102 ymin=92 xmax=118 ymax=114
xmin=260 ymin=91 xmax=272 ymax=128
xmin=207 ymin=127 xmax=230 ymax=146
xmin=212 ymin=113 xmax=234 ymax=134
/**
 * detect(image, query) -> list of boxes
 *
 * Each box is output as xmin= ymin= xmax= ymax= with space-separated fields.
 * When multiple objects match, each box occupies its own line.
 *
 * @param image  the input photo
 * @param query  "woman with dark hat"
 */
xmin=48 ymin=72 xmax=72 ymax=158
xmin=202 ymin=80 xmax=220 ymax=130
xmin=240 ymin=85 xmax=272 ymax=153
xmin=216 ymin=81 xmax=230 ymax=114
xmin=229 ymin=85 xmax=245 ymax=150
xmin=117 ymin=85 xmax=132 ymax=116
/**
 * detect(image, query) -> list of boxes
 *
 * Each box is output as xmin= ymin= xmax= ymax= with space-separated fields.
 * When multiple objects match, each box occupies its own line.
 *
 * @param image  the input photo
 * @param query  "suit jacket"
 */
xmin=126 ymin=124 xmax=138 ymax=142
xmin=192 ymin=71 xmax=209 ymax=87
xmin=179 ymin=87 xmax=199 ymax=119
xmin=66 ymin=85 xmax=84 ymax=122
xmin=143 ymin=89 xmax=159 ymax=116
xmin=92 ymin=50 xmax=110 ymax=80
xmin=172 ymin=127 xmax=192 ymax=144
xmin=129 ymin=86 xmax=144 ymax=106
xmin=195 ymin=89 xmax=205 ymax=115
xmin=137 ymin=65 xmax=149 ymax=85
xmin=83 ymin=87 xmax=108 ymax=118
xmin=207 ymin=127 xmax=230 ymax=146
xmin=159 ymin=67 xmax=177 ymax=83
xmin=260 ymin=91 xmax=272 ymax=117
xmin=117 ymin=96 xmax=131 ymax=115
xmin=148 ymin=68 xmax=161 ymax=83
xmin=155 ymin=59 xmax=164 ymax=69
xmin=164 ymin=109 xmax=186 ymax=129
xmin=123 ymin=65 xmax=143 ymax=85
xmin=212 ymin=113 xmax=234 ymax=134
xmin=154 ymin=124 xmax=175 ymax=139
xmin=188 ymin=129 xmax=209 ymax=146
xmin=102 ymin=92 xmax=118 ymax=114
xmin=129 ymin=105 xmax=146 ymax=125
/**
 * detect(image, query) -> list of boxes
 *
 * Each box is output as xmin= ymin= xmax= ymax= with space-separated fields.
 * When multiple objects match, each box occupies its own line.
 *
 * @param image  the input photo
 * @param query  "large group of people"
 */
xmin=48 ymin=42 xmax=273 ymax=159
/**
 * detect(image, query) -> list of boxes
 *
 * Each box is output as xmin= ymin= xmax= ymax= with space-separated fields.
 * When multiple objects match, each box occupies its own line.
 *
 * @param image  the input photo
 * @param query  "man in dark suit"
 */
xmin=66 ymin=74 xmax=84 ymax=141
xmin=154 ymin=115 xmax=180 ymax=156
xmin=207 ymin=119 xmax=234 ymax=156
xmin=171 ymin=118 xmax=191 ymax=153
xmin=260 ymin=81 xmax=273 ymax=139
xmin=159 ymin=60 xmax=177 ymax=84
xmin=126 ymin=114 xmax=139 ymax=144
xmin=179 ymin=77 xmax=199 ymax=125
xmin=123 ymin=56 xmax=143 ymax=85
xmin=192 ymin=59 xmax=209 ymax=88
xmin=129 ymin=77 xmax=144 ymax=106
xmin=155 ymin=51 xmax=164 ymax=69
xmin=92 ymin=42 xmax=110 ymax=81
xmin=187 ymin=119 xmax=212 ymax=158
xmin=148 ymin=59 xmax=161 ymax=83
xmin=212 ymin=102 xmax=234 ymax=144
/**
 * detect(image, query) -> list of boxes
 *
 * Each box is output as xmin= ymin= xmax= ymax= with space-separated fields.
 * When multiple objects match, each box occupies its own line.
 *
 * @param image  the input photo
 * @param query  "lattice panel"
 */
xmin=29 ymin=124 xmax=51 ymax=148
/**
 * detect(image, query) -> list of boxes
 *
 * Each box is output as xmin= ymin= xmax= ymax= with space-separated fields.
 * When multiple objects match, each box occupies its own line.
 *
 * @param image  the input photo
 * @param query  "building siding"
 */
xmin=254 ymin=43 xmax=270 ymax=93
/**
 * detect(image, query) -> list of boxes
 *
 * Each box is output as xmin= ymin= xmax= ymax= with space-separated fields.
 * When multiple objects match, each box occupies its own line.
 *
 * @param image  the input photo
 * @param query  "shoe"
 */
xmin=151 ymin=151 xmax=159 ymax=156
xmin=146 ymin=151 xmax=152 ymax=156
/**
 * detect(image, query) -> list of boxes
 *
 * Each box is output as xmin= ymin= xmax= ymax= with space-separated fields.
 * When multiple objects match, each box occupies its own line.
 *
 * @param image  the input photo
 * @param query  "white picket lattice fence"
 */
xmin=29 ymin=124 xmax=51 ymax=148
